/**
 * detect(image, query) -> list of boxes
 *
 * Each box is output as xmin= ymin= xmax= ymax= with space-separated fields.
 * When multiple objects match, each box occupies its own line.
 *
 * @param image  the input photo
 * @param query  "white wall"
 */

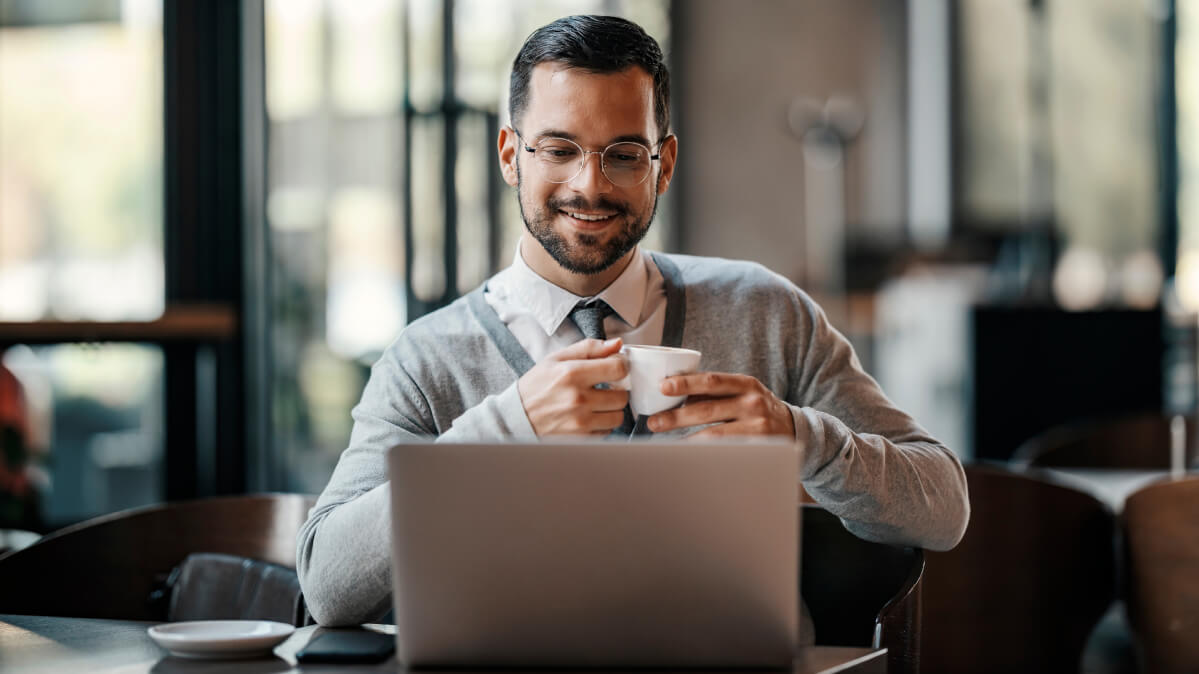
xmin=673 ymin=0 xmax=908 ymax=285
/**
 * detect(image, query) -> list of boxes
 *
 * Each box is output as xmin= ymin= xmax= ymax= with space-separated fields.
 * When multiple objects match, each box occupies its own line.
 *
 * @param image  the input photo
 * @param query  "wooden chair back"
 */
xmin=801 ymin=504 xmax=924 ymax=674
xmin=1012 ymin=412 xmax=1195 ymax=469
xmin=0 ymin=493 xmax=315 ymax=620
xmin=1121 ymin=475 xmax=1199 ymax=673
xmin=921 ymin=465 xmax=1117 ymax=673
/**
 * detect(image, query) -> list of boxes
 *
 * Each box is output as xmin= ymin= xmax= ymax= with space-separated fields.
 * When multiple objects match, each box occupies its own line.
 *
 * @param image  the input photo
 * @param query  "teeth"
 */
xmin=566 ymin=212 xmax=612 ymax=222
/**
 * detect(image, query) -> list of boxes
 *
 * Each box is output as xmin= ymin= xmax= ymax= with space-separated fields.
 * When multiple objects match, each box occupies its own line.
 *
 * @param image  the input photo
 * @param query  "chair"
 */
xmin=1012 ymin=412 xmax=1195 ymax=469
xmin=801 ymin=504 xmax=924 ymax=674
xmin=921 ymin=465 xmax=1117 ymax=673
xmin=0 ymin=493 xmax=315 ymax=622
xmin=1121 ymin=475 xmax=1199 ymax=673
xmin=163 ymin=552 xmax=307 ymax=625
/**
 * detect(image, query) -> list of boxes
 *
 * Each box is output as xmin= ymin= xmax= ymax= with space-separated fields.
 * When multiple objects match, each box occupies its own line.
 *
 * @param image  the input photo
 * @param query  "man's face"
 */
xmin=500 ymin=63 xmax=677 ymax=277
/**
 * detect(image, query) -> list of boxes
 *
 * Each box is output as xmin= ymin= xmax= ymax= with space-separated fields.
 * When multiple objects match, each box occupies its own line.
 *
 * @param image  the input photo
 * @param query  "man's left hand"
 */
xmin=645 ymin=372 xmax=796 ymax=438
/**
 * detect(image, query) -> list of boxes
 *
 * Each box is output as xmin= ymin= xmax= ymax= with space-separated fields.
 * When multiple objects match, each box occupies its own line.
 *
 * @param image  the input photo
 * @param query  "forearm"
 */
xmin=793 ymin=405 xmax=969 ymax=551
xmin=297 ymin=482 xmax=393 ymax=625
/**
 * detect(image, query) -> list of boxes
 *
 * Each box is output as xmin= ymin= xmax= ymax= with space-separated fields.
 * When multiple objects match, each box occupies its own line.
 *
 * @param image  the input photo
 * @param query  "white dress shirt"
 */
xmin=483 ymin=237 xmax=667 ymax=362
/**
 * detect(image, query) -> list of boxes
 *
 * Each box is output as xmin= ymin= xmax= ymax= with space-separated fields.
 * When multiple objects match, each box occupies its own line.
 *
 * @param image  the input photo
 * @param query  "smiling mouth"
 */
xmin=562 ymin=210 xmax=618 ymax=223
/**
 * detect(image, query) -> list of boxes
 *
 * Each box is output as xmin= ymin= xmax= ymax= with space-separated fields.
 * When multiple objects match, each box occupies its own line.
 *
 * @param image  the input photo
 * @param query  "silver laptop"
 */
xmin=387 ymin=439 xmax=801 ymax=668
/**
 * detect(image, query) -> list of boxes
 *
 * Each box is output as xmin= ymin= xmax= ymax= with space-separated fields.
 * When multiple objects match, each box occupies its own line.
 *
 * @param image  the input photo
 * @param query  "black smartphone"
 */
xmin=294 ymin=629 xmax=396 ymax=664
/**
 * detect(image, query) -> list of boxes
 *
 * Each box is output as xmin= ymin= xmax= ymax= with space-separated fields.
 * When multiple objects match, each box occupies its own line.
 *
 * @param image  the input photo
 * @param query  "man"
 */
xmin=297 ymin=15 xmax=969 ymax=627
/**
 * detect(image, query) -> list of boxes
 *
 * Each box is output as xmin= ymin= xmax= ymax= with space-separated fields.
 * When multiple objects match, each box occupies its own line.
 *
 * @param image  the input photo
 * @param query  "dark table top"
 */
xmin=0 ymin=614 xmax=885 ymax=674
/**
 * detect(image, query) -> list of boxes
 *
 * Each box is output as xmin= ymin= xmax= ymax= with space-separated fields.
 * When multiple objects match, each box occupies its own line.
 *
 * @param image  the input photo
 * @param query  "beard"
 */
xmin=516 ymin=161 xmax=658 ymax=275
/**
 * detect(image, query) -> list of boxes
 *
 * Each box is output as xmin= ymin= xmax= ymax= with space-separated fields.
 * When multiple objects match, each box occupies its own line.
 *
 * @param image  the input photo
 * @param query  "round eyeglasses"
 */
xmin=512 ymin=128 xmax=663 ymax=188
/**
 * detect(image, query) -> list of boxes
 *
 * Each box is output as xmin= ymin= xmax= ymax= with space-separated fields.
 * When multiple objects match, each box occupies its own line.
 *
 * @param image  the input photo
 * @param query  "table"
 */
xmin=1036 ymin=468 xmax=1169 ymax=513
xmin=0 ymin=615 xmax=886 ymax=674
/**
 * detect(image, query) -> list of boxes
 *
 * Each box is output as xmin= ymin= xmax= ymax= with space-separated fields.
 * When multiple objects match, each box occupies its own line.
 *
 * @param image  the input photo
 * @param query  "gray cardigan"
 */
xmin=297 ymin=252 xmax=970 ymax=625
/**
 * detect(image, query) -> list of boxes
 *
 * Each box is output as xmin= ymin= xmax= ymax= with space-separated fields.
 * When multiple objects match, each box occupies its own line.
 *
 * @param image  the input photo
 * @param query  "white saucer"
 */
xmin=148 ymin=620 xmax=296 ymax=659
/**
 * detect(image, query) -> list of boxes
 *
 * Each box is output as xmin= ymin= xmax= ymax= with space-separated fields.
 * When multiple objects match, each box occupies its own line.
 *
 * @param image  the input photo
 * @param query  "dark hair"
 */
xmin=509 ymin=15 xmax=670 ymax=141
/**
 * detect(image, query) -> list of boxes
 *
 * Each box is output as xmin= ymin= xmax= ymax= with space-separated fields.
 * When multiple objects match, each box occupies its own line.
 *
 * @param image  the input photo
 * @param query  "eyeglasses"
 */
xmin=512 ymin=128 xmax=664 ymax=188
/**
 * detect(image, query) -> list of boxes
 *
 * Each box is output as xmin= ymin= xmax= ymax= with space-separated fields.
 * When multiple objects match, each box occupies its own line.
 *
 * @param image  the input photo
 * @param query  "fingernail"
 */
xmin=605 ymin=338 xmax=619 ymax=346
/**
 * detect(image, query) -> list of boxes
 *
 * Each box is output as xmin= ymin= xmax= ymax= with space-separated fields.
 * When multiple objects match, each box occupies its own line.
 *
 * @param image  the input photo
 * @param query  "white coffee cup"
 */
xmin=614 ymin=345 xmax=703 ymax=417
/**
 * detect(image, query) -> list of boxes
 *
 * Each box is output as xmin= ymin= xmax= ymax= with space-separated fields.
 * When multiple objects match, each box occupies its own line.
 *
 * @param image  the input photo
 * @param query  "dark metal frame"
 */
xmin=162 ymin=0 xmax=249 ymax=499
xmin=240 ymin=0 xmax=273 ymax=493
xmin=1158 ymin=0 xmax=1179 ymax=272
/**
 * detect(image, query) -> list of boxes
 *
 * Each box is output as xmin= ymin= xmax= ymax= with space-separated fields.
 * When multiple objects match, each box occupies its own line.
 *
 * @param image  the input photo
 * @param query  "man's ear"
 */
xmin=656 ymin=134 xmax=678 ymax=195
xmin=498 ymin=126 xmax=519 ymax=187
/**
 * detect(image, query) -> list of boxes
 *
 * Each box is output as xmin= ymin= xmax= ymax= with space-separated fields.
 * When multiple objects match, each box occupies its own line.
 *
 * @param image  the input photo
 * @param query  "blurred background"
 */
xmin=0 ymin=0 xmax=1194 ymax=526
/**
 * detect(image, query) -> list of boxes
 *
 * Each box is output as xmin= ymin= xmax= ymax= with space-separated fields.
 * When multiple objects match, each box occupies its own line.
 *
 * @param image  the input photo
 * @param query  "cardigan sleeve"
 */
xmin=787 ymin=291 xmax=970 ymax=551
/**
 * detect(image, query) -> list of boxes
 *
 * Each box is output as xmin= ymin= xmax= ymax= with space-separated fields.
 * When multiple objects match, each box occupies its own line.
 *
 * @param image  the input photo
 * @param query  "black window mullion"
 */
xmin=163 ymin=0 xmax=246 ymax=500
xmin=441 ymin=0 xmax=458 ymax=311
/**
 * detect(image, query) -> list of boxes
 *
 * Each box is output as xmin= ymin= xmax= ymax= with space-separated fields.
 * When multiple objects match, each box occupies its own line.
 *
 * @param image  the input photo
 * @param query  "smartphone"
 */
xmin=294 ymin=629 xmax=396 ymax=664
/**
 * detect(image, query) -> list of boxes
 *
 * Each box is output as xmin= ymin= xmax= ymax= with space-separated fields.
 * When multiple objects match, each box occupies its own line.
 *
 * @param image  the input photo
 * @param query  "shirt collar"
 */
xmin=503 ymin=237 xmax=650 ymax=337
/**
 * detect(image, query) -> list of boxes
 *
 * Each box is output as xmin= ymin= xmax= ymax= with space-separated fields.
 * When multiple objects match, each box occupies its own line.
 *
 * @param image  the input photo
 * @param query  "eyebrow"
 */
xmin=531 ymin=128 xmax=654 ymax=148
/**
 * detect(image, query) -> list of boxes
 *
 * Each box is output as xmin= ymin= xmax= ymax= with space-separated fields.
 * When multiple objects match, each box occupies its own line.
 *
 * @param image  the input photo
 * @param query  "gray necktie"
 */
xmin=568 ymin=301 xmax=614 ymax=341
xmin=567 ymin=302 xmax=647 ymax=436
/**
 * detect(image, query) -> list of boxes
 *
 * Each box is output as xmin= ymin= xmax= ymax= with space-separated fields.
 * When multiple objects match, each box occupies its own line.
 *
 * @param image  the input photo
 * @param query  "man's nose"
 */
xmin=569 ymin=151 xmax=613 ymax=195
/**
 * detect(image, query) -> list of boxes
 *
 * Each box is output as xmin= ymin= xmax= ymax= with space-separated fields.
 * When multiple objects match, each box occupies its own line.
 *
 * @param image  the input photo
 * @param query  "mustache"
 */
xmin=547 ymin=195 xmax=629 ymax=215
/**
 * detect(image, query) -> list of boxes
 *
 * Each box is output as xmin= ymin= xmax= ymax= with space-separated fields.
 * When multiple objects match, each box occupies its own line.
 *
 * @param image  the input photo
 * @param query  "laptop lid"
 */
xmin=387 ymin=439 xmax=800 ymax=668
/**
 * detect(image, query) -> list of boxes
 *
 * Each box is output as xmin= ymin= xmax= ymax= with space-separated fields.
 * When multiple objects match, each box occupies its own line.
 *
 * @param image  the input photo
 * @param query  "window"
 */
xmin=1175 ymin=1 xmax=1199 ymax=308
xmin=955 ymin=0 xmax=1163 ymax=310
xmin=0 ymin=0 xmax=165 ymax=528
xmin=0 ymin=0 xmax=163 ymax=321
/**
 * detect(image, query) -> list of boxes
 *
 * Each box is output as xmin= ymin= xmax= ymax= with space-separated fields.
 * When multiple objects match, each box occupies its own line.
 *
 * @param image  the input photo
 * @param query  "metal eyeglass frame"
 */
xmin=511 ymin=127 xmax=666 ymax=187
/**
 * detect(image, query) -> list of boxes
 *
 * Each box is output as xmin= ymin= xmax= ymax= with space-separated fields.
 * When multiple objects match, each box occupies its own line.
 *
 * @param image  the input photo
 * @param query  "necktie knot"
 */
xmin=568 ymin=301 xmax=615 ymax=340
xmin=567 ymin=300 xmax=646 ymax=436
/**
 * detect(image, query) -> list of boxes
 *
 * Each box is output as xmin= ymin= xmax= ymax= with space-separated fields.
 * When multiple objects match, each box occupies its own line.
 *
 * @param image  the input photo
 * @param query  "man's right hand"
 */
xmin=517 ymin=338 xmax=630 ymax=436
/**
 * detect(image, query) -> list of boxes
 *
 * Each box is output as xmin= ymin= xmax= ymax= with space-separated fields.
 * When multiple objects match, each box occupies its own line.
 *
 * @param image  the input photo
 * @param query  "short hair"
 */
xmin=508 ymin=15 xmax=670 ymax=141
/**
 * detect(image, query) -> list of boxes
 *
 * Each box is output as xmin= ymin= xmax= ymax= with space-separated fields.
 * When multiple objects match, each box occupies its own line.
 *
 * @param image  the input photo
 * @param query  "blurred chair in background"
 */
xmin=1012 ymin=412 xmax=1195 ymax=469
xmin=0 ymin=493 xmax=315 ymax=624
xmin=1121 ymin=475 xmax=1199 ymax=673
xmin=801 ymin=504 xmax=924 ymax=674
xmin=164 ymin=551 xmax=307 ymax=625
xmin=921 ymin=465 xmax=1117 ymax=673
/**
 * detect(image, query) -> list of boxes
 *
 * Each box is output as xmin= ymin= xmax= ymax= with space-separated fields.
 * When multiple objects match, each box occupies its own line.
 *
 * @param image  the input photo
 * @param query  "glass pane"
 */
xmin=0 ymin=0 xmax=164 ymax=321
xmin=411 ymin=116 xmax=447 ymax=301
xmin=327 ymin=187 xmax=405 ymax=357
xmin=456 ymin=113 xmax=492 ymax=294
xmin=956 ymin=1 xmax=1029 ymax=223
xmin=455 ymin=0 xmax=514 ymax=110
xmin=2 ymin=344 xmax=163 ymax=530
xmin=1049 ymin=0 xmax=1158 ymax=256
xmin=408 ymin=0 xmax=443 ymax=111
xmin=1178 ymin=0 xmax=1199 ymax=309
xmin=265 ymin=0 xmax=324 ymax=121
xmin=330 ymin=0 xmax=402 ymax=115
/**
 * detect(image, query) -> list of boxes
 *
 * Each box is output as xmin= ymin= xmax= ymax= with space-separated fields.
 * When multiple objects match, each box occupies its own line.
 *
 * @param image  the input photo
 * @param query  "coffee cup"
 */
xmin=614 ymin=345 xmax=703 ymax=417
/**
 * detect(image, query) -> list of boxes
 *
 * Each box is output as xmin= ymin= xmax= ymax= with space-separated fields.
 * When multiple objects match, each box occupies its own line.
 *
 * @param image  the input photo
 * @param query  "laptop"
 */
xmin=387 ymin=439 xmax=801 ymax=668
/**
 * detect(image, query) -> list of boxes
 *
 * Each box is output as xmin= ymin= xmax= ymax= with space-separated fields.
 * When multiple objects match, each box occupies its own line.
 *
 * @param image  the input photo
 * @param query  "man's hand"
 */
xmin=518 ymin=338 xmax=630 ymax=436
xmin=646 ymin=372 xmax=797 ymax=438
